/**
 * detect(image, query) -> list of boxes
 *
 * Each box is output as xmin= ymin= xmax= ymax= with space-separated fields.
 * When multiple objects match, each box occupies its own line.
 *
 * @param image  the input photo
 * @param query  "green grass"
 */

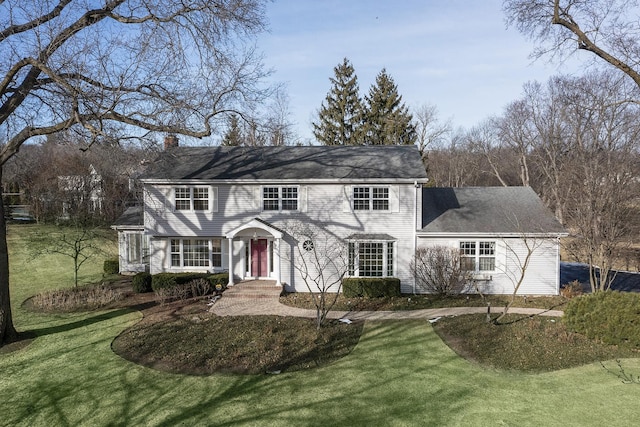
xmin=2 ymin=224 xmax=640 ymax=426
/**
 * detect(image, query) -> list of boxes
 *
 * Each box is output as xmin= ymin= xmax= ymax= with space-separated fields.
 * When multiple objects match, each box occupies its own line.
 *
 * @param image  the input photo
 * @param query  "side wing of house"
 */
xmin=416 ymin=235 xmax=561 ymax=295
xmin=418 ymin=187 xmax=567 ymax=296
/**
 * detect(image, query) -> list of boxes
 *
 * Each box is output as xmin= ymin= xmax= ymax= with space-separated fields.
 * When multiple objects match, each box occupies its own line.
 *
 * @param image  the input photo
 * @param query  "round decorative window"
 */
xmin=302 ymin=240 xmax=314 ymax=251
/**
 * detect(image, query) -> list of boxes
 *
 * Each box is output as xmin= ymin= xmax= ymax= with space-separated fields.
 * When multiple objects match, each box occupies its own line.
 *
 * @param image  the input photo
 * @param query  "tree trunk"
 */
xmin=0 ymin=165 xmax=18 ymax=345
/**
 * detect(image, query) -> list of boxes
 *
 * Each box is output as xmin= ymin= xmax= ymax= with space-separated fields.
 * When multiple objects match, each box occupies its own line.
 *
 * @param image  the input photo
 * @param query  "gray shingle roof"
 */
xmin=139 ymin=145 xmax=427 ymax=181
xmin=421 ymin=187 xmax=567 ymax=234
xmin=112 ymin=206 xmax=143 ymax=228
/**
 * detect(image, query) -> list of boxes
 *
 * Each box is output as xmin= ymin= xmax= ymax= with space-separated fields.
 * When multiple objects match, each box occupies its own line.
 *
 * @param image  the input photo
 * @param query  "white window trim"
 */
xmin=261 ymin=185 xmax=300 ymax=212
xmin=459 ymin=240 xmax=496 ymax=273
xmin=169 ymin=238 xmax=223 ymax=270
xmin=347 ymin=240 xmax=395 ymax=278
xmin=173 ymin=186 xmax=216 ymax=212
xmin=352 ymin=186 xmax=390 ymax=212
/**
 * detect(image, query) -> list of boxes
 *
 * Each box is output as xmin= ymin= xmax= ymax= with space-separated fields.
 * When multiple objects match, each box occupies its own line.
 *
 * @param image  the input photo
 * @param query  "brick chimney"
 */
xmin=164 ymin=134 xmax=178 ymax=150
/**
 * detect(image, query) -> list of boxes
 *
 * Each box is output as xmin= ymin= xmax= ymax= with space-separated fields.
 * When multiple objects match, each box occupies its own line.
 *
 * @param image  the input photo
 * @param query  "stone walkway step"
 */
xmin=223 ymin=280 xmax=281 ymax=299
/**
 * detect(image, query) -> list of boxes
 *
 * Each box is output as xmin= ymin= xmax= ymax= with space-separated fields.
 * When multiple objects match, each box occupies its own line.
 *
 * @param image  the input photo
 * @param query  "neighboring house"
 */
xmin=112 ymin=144 xmax=567 ymax=294
xmin=58 ymin=164 xmax=104 ymax=219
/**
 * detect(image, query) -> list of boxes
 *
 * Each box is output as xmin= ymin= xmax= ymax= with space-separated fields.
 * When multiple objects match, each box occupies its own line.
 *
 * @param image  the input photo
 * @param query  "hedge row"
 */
xmin=342 ymin=277 xmax=401 ymax=298
xmin=131 ymin=271 xmax=228 ymax=295
xmin=563 ymin=291 xmax=640 ymax=347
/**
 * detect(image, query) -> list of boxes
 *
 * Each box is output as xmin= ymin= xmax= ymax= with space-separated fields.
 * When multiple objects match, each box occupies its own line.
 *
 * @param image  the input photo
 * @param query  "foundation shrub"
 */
xmin=103 ymin=259 xmax=119 ymax=275
xmin=151 ymin=272 xmax=228 ymax=303
xmin=342 ymin=278 xmax=401 ymax=298
xmin=563 ymin=291 xmax=640 ymax=347
xmin=132 ymin=272 xmax=152 ymax=293
xmin=207 ymin=273 xmax=228 ymax=291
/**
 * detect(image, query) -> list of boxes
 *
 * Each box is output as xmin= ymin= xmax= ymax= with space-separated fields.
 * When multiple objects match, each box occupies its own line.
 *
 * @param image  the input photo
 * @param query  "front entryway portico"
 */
xmin=225 ymin=218 xmax=283 ymax=287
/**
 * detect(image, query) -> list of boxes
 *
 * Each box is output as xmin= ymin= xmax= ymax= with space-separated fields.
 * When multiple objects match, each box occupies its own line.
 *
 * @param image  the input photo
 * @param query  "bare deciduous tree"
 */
xmin=0 ymin=0 xmax=269 ymax=345
xmin=29 ymin=224 xmax=110 ymax=288
xmin=504 ymin=0 xmax=640 ymax=89
xmin=412 ymin=103 xmax=452 ymax=167
xmin=285 ymin=223 xmax=348 ymax=330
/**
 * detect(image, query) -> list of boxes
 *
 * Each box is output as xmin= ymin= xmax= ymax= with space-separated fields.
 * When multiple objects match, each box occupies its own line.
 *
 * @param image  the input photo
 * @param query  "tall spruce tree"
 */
xmin=313 ymin=58 xmax=364 ymax=145
xmin=364 ymin=69 xmax=417 ymax=145
xmin=221 ymin=114 xmax=243 ymax=146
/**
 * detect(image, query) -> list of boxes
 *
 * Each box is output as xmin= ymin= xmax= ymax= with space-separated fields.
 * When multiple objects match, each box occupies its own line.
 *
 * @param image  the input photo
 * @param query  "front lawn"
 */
xmin=2 ymin=224 xmax=640 ymax=426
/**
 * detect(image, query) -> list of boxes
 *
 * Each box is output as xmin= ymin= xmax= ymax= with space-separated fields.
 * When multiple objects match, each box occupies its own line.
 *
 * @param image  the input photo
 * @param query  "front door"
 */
xmin=251 ymin=239 xmax=268 ymax=277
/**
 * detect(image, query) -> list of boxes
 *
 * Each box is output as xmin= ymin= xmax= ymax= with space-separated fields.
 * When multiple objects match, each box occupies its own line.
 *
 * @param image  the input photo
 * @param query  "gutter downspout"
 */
xmin=413 ymin=180 xmax=419 ymax=294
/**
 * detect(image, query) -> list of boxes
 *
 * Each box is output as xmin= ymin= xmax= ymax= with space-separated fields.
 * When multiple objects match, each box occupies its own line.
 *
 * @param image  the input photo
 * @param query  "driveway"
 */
xmin=560 ymin=261 xmax=640 ymax=292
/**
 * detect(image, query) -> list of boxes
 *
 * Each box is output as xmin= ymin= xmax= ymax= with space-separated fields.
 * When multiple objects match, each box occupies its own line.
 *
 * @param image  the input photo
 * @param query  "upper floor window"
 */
xmin=353 ymin=186 xmax=389 ymax=211
xmin=174 ymin=187 xmax=210 ymax=211
xmin=263 ymin=186 xmax=298 ymax=211
xmin=460 ymin=241 xmax=495 ymax=272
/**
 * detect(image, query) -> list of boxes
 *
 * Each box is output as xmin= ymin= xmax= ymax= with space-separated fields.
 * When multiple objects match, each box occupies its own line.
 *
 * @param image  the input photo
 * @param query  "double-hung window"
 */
xmin=174 ymin=187 xmax=210 ymax=211
xmin=348 ymin=240 xmax=395 ymax=277
xmin=353 ymin=186 xmax=389 ymax=211
xmin=459 ymin=241 xmax=495 ymax=272
xmin=170 ymin=238 xmax=222 ymax=268
xmin=263 ymin=186 xmax=298 ymax=211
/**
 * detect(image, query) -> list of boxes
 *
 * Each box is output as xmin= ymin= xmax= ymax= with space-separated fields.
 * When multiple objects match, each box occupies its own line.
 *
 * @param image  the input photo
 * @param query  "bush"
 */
xmin=342 ymin=278 xmax=401 ymax=298
xmin=560 ymin=280 xmax=583 ymax=299
xmin=207 ymin=273 xmax=228 ymax=291
xmin=132 ymin=272 xmax=152 ymax=293
xmin=103 ymin=259 xmax=119 ymax=275
xmin=410 ymin=246 xmax=470 ymax=295
xmin=563 ymin=291 xmax=640 ymax=347
xmin=32 ymin=284 xmax=125 ymax=311
xmin=151 ymin=272 xmax=228 ymax=304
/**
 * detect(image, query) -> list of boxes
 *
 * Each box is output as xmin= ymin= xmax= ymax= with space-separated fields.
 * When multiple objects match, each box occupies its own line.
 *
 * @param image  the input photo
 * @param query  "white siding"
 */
xmin=416 ymin=236 xmax=560 ymax=295
xmin=145 ymin=182 xmax=418 ymax=292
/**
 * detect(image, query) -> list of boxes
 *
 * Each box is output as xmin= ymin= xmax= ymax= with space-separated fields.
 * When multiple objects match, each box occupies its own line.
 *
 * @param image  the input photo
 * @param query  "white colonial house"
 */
xmin=112 ymin=144 xmax=567 ymax=295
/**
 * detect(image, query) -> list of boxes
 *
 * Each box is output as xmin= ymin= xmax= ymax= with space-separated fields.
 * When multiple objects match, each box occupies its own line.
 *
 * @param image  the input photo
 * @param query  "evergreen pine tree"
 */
xmin=312 ymin=58 xmax=365 ymax=145
xmin=221 ymin=114 xmax=243 ymax=146
xmin=364 ymin=69 xmax=417 ymax=145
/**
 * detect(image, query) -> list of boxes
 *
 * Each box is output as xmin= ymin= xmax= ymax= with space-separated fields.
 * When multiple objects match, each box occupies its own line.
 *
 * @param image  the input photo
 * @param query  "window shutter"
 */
xmin=389 ymin=185 xmax=400 ymax=212
xmin=255 ymin=186 xmax=261 ymax=211
xmin=342 ymin=185 xmax=352 ymax=212
xmin=300 ymin=186 xmax=307 ymax=212
xmin=211 ymin=187 xmax=218 ymax=212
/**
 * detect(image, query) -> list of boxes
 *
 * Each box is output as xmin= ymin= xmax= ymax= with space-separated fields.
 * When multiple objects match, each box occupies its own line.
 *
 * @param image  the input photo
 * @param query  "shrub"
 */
xmin=560 ymin=280 xmax=583 ymax=299
xmin=132 ymin=272 xmax=152 ymax=293
xmin=189 ymin=278 xmax=212 ymax=297
xmin=103 ymin=259 xmax=119 ymax=275
xmin=563 ymin=291 xmax=640 ymax=347
xmin=32 ymin=283 xmax=125 ymax=311
xmin=342 ymin=278 xmax=401 ymax=298
xmin=208 ymin=273 xmax=228 ymax=291
xmin=410 ymin=246 xmax=471 ymax=295
xmin=151 ymin=272 xmax=228 ymax=303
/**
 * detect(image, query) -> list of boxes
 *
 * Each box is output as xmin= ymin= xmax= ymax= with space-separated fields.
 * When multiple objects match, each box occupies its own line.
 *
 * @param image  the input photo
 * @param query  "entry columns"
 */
xmin=227 ymin=237 xmax=234 ymax=286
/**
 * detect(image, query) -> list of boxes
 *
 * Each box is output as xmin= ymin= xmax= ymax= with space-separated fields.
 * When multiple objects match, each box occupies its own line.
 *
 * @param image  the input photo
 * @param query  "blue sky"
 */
xmin=258 ymin=0 xmax=581 ymax=143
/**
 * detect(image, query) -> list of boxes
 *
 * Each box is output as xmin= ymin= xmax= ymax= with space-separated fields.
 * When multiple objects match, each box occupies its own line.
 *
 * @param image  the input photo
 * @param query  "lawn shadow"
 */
xmin=26 ymin=307 xmax=143 ymax=338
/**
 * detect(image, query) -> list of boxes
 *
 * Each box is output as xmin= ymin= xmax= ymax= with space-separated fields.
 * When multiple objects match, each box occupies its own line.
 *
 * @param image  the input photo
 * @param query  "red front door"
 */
xmin=251 ymin=239 xmax=268 ymax=277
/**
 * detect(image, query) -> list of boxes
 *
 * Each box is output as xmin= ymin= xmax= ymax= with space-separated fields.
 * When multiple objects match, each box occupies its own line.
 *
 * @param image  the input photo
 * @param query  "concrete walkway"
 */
xmin=210 ymin=280 xmax=564 ymax=320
